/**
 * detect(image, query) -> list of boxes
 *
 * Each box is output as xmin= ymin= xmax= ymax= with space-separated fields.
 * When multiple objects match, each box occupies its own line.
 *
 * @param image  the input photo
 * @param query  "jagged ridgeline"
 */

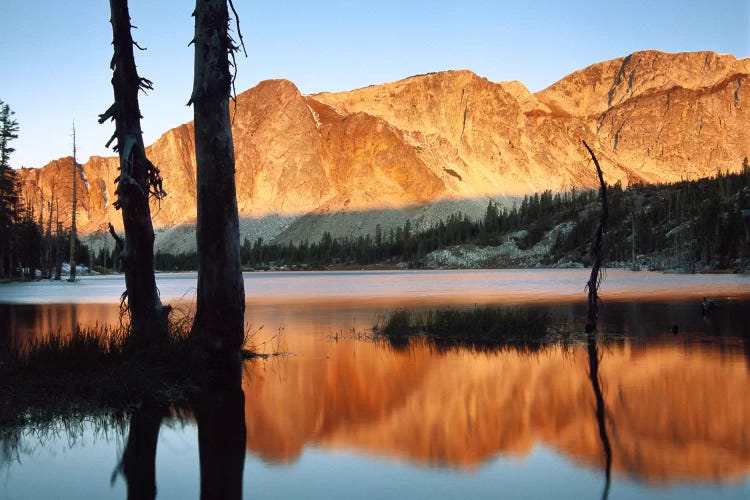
xmin=16 ymin=50 xmax=750 ymax=257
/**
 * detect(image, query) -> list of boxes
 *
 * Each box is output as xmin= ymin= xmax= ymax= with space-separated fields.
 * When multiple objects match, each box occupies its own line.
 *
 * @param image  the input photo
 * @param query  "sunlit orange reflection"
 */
xmin=4 ymin=302 xmax=750 ymax=483
xmin=242 ymin=336 xmax=750 ymax=484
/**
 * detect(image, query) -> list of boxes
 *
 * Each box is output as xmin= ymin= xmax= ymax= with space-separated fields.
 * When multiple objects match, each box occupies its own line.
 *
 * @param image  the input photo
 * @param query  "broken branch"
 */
xmin=108 ymin=223 xmax=124 ymax=252
xmin=98 ymin=103 xmax=117 ymax=124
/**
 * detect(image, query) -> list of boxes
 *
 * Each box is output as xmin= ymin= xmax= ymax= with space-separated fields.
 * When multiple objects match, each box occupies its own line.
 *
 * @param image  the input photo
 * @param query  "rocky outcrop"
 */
xmin=18 ymin=50 xmax=750 ymax=249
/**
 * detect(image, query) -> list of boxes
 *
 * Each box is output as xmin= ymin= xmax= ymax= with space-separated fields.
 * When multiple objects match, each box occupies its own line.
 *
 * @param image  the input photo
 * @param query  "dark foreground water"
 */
xmin=1 ymin=270 xmax=750 ymax=499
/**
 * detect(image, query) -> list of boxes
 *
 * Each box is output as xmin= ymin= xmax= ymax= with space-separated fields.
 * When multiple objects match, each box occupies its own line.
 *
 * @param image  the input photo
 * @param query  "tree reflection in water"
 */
xmin=195 ymin=381 xmax=246 ymax=500
xmin=120 ymin=405 xmax=164 ymax=500
xmin=587 ymin=333 xmax=612 ymax=500
xmin=116 ymin=377 xmax=246 ymax=499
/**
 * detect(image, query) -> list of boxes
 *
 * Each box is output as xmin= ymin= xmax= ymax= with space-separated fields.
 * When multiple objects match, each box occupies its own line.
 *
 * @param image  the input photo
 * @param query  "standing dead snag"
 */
xmin=69 ymin=124 xmax=78 ymax=282
xmin=582 ymin=140 xmax=608 ymax=333
xmin=100 ymin=0 xmax=168 ymax=340
xmin=583 ymin=139 xmax=612 ymax=498
xmin=190 ymin=0 xmax=246 ymax=369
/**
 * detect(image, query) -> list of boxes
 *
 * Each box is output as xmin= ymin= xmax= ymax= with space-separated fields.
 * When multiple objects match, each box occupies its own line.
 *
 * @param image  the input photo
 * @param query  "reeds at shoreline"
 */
xmin=0 ymin=315 xmax=263 ymax=438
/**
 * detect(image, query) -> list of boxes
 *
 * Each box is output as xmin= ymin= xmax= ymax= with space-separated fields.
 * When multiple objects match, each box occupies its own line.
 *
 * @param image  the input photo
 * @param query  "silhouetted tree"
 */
xmin=189 ymin=0 xmax=246 ymax=368
xmin=0 ymin=100 xmax=20 ymax=278
xmin=582 ymin=140 xmax=608 ymax=333
xmin=69 ymin=124 xmax=78 ymax=282
xmin=100 ymin=0 xmax=168 ymax=340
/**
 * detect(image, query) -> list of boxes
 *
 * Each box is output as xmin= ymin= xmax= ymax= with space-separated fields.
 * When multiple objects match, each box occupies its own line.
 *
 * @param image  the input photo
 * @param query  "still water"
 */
xmin=1 ymin=270 xmax=750 ymax=499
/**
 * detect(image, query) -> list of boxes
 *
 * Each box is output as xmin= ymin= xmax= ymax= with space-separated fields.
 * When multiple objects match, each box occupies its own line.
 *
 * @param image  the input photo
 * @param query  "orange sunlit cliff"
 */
xmin=18 ymin=50 xmax=750 ymax=248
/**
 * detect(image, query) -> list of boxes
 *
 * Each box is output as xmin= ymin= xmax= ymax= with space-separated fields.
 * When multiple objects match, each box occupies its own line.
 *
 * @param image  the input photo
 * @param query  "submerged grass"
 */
xmin=0 ymin=326 xmax=184 ymax=434
xmin=374 ymin=306 xmax=566 ymax=352
xmin=0 ymin=316 xmax=259 ymax=439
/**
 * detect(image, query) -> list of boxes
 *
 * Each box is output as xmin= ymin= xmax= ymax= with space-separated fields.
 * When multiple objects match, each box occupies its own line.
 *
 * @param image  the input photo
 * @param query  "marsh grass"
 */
xmin=0 ymin=313 xmax=264 ymax=440
xmin=374 ymin=306 xmax=567 ymax=352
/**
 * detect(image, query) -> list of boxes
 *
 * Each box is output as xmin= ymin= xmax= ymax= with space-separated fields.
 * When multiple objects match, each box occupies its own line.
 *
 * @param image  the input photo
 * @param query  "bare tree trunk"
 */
xmin=45 ymin=193 xmax=54 ymax=278
xmin=54 ymin=201 xmax=61 ymax=280
xmin=631 ymin=199 xmax=636 ymax=271
xmin=582 ymin=141 xmax=608 ymax=333
xmin=190 ymin=0 xmax=246 ymax=367
xmin=69 ymin=125 xmax=78 ymax=282
xmin=737 ymin=209 xmax=750 ymax=273
xmin=100 ymin=0 xmax=168 ymax=340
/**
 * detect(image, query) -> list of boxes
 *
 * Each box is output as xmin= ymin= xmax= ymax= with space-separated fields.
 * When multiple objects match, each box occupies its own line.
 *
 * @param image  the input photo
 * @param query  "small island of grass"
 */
xmin=374 ymin=306 xmax=567 ymax=351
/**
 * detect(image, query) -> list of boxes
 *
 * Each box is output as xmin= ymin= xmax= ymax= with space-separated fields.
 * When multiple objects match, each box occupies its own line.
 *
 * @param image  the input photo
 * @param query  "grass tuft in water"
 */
xmin=0 ymin=316 xmax=262 ymax=438
xmin=374 ymin=306 xmax=558 ymax=352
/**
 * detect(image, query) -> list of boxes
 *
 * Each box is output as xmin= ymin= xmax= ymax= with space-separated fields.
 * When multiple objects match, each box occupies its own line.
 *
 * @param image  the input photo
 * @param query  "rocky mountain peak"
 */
xmin=18 ymin=51 xmax=750 ymax=250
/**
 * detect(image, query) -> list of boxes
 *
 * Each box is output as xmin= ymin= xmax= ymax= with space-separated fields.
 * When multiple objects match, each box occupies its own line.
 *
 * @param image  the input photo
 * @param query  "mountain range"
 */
xmin=18 ymin=50 xmax=750 ymax=252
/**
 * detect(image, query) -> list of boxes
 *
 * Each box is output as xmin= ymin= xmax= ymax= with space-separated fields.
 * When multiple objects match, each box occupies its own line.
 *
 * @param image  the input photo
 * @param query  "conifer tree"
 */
xmin=0 ymin=100 xmax=20 ymax=278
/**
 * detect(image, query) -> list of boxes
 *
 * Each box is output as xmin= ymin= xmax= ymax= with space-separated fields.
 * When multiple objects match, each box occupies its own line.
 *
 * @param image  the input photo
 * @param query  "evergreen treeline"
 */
xmin=0 ymin=190 xmax=92 ymax=280
xmin=0 ymin=100 xmax=93 ymax=280
xmin=0 ymin=99 xmax=41 ymax=279
xmin=153 ymin=158 xmax=750 ymax=272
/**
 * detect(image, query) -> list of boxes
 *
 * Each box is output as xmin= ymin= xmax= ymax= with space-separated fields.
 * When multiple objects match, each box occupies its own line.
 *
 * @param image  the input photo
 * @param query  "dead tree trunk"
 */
xmin=100 ymin=0 xmax=168 ymax=340
xmin=45 ymin=187 xmax=55 ymax=278
xmin=190 ymin=0 xmax=246 ymax=369
xmin=583 ymin=141 xmax=608 ymax=333
xmin=69 ymin=125 xmax=78 ymax=282
xmin=54 ymin=200 xmax=62 ymax=280
xmin=738 ymin=209 xmax=750 ymax=272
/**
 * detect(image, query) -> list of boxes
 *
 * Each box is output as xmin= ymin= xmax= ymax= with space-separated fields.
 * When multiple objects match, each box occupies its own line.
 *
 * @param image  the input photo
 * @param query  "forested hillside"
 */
xmin=152 ymin=159 xmax=750 ymax=273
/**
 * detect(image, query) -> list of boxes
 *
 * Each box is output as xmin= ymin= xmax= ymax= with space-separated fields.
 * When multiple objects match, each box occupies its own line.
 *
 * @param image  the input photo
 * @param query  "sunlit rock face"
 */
xmin=18 ymin=50 xmax=750 ymax=247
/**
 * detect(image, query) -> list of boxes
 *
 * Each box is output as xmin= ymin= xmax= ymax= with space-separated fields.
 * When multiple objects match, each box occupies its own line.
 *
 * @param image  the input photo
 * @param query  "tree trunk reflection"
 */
xmin=587 ymin=334 xmax=612 ymax=500
xmin=117 ymin=370 xmax=246 ymax=499
xmin=196 ymin=382 xmax=246 ymax=500
xmin=121 ymin=406 xmax=164 ymax=500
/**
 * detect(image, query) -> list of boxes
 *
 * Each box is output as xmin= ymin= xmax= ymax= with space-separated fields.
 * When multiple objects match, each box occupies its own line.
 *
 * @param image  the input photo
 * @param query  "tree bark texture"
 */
xmin=582 ymin=140 xmax=608 ymax=333
xmin=190 ymin=0 xmax=246 ymax=361
xmin=101 ymin=0 xmax=168 ymax=339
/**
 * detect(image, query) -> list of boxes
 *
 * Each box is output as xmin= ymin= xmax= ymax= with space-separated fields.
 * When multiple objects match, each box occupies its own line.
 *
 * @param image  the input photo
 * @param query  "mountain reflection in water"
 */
xmin=3 ymin=298 xmax=749 ymax=487
xmin=242 ymin=335 xmax=750 ymax=483
xmin=1 ymin=270 xmax=750 ymax=497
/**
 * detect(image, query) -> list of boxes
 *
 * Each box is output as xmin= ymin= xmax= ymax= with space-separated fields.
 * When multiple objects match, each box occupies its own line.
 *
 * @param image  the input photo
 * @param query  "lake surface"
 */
xmin=1 ymin=270 xmax=750 ymax=499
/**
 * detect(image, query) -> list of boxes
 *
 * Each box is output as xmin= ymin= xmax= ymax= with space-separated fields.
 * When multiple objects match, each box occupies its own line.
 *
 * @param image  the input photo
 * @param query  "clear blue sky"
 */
xmin=1 ymin=0 xmax=748 ymax=169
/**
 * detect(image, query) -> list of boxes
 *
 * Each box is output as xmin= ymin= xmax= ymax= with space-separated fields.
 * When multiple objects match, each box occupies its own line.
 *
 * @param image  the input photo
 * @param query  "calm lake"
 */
xmin=1 ymin=269 xmax=750 ymax=499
